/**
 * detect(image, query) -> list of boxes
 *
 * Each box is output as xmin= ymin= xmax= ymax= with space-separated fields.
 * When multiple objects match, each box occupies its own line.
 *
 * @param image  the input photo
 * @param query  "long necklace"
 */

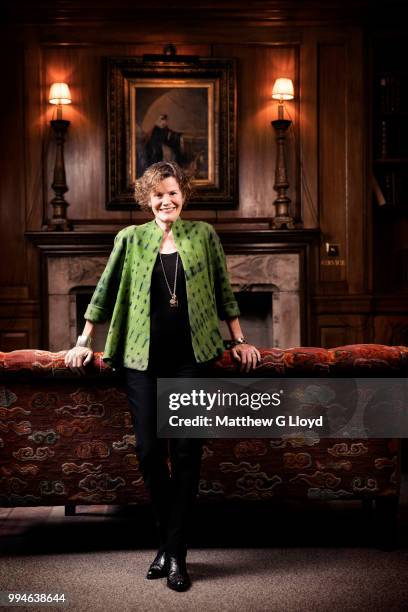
xmin=159 ymin=252 xmax=179 ymax=307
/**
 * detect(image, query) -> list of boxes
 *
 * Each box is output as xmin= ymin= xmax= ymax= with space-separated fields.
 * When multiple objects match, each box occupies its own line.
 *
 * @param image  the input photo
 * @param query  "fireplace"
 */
xmin=71 ymin=253 xmax=299 ymax=351
xmin=48 ymin=252 xmax=300 ymax=352
xmin=222 ymin=253 xmax=301 ymax=349
xmin=27 ymin=227 xmax=319 ymax=353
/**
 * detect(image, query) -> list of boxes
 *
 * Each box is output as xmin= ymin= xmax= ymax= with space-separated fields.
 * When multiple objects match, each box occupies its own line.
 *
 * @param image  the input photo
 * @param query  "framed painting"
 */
xmin=106 ymin=56 xmax=237 ymax=210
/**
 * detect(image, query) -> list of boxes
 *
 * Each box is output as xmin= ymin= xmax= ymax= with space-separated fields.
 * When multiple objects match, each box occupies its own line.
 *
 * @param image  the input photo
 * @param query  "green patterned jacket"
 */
xmin=84 ymin=217 xmax=240 ymax=370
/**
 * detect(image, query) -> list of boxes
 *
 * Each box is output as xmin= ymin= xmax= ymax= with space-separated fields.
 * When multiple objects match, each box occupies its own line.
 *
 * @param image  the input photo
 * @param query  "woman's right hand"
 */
xmin=64 ymin=346 xmax=94 ymax=375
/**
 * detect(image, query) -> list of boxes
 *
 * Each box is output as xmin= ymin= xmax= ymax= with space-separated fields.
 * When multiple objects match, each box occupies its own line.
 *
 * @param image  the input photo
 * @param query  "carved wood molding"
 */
xmin=26 ymin=228 xmax=320 ymax=254
xmin=5 ymin=1 xmax=375 ymax=27
xmin=312 ymin=294 xmax=408 ymax=314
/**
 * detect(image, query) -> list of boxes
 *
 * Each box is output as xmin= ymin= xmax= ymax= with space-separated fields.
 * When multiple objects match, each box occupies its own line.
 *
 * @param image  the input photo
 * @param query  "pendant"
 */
xmin=170 ymin=294 xmax=178 ymax=307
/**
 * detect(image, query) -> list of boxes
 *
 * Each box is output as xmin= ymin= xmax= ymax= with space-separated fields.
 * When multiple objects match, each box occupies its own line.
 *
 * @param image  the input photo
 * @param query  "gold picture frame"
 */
xmin=106 ymin=56 xmax=237 ymax=210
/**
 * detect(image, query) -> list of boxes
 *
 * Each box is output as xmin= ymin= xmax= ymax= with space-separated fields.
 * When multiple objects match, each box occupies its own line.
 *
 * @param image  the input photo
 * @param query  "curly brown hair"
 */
xmin=134 ymin=162 xmax=194 ymax=211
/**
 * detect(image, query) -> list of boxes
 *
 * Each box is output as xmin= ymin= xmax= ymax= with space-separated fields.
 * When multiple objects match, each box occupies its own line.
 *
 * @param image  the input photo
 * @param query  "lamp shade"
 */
xmin=272 ymin=78 xmax=294 ymax=101
xmin=49 ymin=83 xmax=72 ymax=105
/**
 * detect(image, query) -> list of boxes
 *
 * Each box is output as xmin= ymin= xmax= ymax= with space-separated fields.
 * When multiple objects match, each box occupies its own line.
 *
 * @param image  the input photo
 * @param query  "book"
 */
xmin=372 ymin=172 xmax=387 ymax=206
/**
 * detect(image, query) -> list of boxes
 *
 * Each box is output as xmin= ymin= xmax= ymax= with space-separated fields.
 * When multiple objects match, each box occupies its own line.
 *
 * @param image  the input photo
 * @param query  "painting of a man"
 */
xmin=144 ymin=114 xmax=184 ymax=166
xmin=133 ymin=84 xmax=211 ymax=182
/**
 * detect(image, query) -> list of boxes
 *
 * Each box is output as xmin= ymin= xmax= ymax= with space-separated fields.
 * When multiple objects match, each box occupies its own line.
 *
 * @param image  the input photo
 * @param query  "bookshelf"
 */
xmin=372 ymin=36 xmax=408 ymax=294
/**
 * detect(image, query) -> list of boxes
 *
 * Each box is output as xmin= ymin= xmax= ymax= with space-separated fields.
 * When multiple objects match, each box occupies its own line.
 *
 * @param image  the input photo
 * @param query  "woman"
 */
xmin=65 ymin=161 xmax=260 ymax=592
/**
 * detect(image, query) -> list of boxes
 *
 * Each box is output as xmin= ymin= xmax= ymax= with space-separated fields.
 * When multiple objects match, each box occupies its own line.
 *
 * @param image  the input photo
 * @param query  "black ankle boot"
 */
xmin=166 ymin=555 xmax=190 ymax=592
xmin=146 ymin=551 xmax=168 ymax=580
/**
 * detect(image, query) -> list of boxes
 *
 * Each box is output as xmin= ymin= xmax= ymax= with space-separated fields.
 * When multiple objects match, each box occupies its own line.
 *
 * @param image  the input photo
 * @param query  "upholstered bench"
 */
xmin=0 ymin=345 xmax=406 ymax=544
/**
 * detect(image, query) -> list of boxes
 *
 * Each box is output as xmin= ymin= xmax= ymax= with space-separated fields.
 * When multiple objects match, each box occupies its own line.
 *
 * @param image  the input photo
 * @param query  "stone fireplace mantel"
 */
xmin=26 ymin=227 xmax=319 ymax=352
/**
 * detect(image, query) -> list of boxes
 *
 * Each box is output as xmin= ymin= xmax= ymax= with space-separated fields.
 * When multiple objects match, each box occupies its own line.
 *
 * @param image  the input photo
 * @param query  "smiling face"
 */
xmin=148 ymin=176 xmax=184 ymax=230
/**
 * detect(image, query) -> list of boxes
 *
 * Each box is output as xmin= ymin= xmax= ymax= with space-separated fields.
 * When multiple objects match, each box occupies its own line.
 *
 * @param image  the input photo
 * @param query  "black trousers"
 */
xmin=125 ymin=352 xmax=210 ymax=558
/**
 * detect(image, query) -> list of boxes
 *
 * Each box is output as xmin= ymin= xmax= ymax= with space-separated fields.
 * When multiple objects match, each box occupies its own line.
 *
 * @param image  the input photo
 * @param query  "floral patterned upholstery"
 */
xmin=0 ymin=345 xmax=406 ymax=506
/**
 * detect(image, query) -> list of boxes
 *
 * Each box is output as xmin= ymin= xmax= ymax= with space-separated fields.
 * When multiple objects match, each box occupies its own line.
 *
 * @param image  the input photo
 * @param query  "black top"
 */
xmin=149 ymin=251 xmax=194 ymax=362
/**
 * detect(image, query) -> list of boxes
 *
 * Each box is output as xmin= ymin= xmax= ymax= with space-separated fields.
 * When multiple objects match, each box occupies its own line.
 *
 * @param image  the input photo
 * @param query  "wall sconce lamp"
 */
xmin=271 ymin=77 xmax=295 ymax=229
xmin=47 ymin=82 xmax=72 ymax=231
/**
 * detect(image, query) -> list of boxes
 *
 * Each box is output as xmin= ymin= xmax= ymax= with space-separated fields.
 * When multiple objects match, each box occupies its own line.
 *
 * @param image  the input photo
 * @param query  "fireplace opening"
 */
xmin=220 ymin=291 xmax=273 ymax=348
xmin=75 ymin=289 xmax=274 ymax=353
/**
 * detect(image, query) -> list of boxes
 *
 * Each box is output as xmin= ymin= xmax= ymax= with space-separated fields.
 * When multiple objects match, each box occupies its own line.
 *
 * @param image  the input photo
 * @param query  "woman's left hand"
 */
xmin=231 ymin=343 xmax=262 ymax=373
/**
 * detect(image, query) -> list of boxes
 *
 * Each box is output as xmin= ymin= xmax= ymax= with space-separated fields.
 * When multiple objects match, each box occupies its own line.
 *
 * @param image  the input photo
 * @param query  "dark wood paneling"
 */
xmin=214 ymin=43 xmax=299 ymax=220
xmin=346 ymin=28 xmax=366 ymax=294
xmin=0 ymin=42 xmax=26 ymax=288
xmin=319 ymin=326 xmax=350 ymax=349
xmin=312 ymin=295 xmax=372 ymax=314
xmin=0 ymin=38 xmax=41 ymax=351
xmin=318 ymin=41 xmax=347 ymax=286
xmin=4 ymin=1 xmax=374 ymax=28
xmin=26 ymin=28 xmax=364 ymax=233
xmin=42 ymin=44 xmax=212 ymax=224
xmin=0 ymin=331 xmax=30 ymax=352
xmin=0 ymin=298 xmax=40 ymax=350
xmin=0 ymin=310 xmax=40 ymax=350
xmin=374 ymin=316 xmax=408 ymax=346
xmin=315 ymin=315 xmax=369 ymax=348
xmin=300 ymin=30 xmax=319 ymax=229
xmin=39 ymin=42 xmax=300 ymax=222
xmin=316 ymin=30 xmax=366 ymax=294
xmin=0 ymin=9 xmax=399 ymax=351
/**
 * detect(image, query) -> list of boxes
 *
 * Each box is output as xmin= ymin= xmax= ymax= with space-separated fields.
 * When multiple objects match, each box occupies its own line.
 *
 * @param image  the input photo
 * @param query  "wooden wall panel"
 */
xmin=0 ymin=39 xmax=40 ymax=350
xmin=0 ymin=304 xmax=40 ymax=350
xmin=0 ymin=14 xmax=376 ymax=351
xmin=30 ymin=29 xmax=363 ymax=232
xmin=213 ymin=43 xmax=299 ymax=219
xmin=316 ymin=29 xmax=366 ymax=295
xmin=374 ymin=316 xmax=408 ymax=346
xmin=315 ymin=315 xmax=369 ymax=348
xmin=318 ymin=42 xmax=348 ymax=286
xmin=0 ymin=331 xmax=30 ymax=352
xmin=299 ymin=31 xmax=319 ymax=229
xmin=42 ymin=44 xmax=211 ymax=224
xmin=0 ymin=42 xmax=27 ymax=289
xmin=39 ymin=42 xmax=300 ymax=222
xmin=24 ymin=42 xmax=44 ymax=311
xmin=346 ymin=28 xmax=366 ymax=294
